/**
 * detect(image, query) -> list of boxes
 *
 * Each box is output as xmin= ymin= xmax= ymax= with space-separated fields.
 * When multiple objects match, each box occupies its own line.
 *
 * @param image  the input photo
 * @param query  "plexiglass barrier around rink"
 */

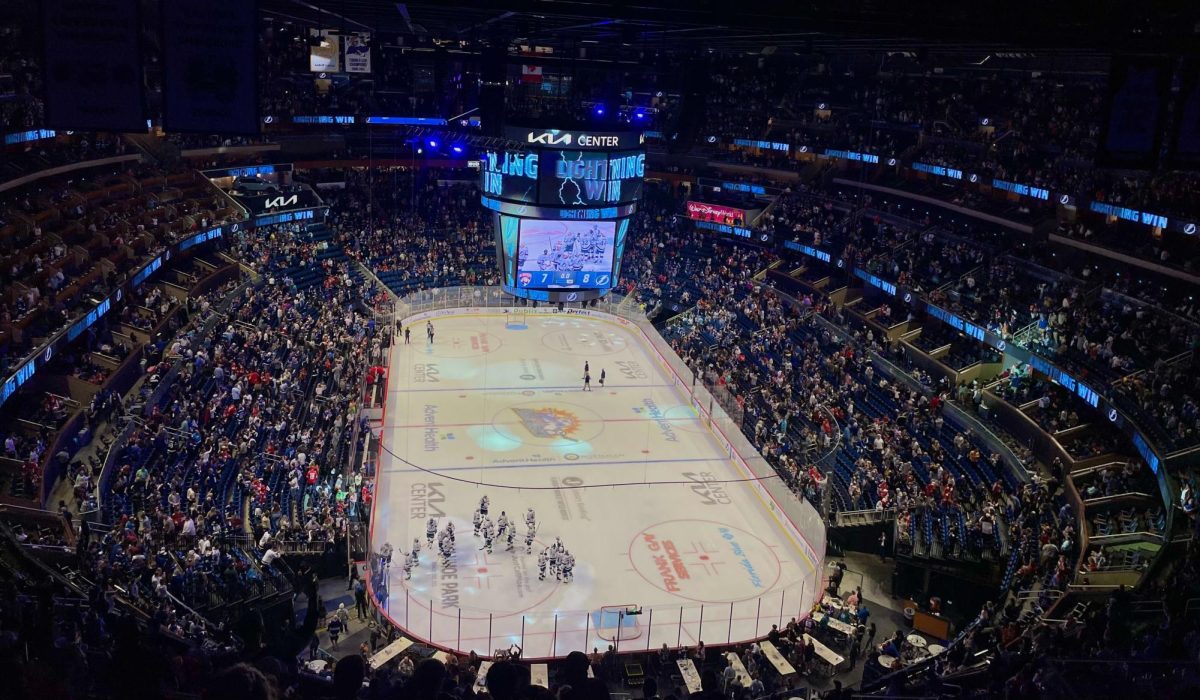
xmin=365 ymin=286 xmax=827 ymax=660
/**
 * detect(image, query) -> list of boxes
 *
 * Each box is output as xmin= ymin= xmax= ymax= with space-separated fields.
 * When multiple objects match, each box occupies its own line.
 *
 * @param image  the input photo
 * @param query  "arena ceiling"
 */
xmin=260 ymin=0 xmax=1199 ymax=55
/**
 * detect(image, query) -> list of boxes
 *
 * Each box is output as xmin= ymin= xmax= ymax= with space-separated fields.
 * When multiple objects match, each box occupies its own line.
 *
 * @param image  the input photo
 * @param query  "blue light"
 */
xmin=595 ymin=106 xmax=605 ymax=116
xmin=428 ymin=139 xmax=439 ymax=148
xmin=452 ymin=145 xmax=464 ymax=154
xmin=635 ymin=112 xmax=645 ymax=120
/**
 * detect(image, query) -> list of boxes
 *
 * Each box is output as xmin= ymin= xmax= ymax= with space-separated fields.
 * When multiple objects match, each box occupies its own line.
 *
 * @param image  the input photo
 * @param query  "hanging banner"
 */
xmin=345 ymin=33 xmax=371 ymax=73
xmin=161 ymin=0 xmax=259 ymax=135
xmin=309 ymin=31 xmax=341 ymax=73
xmin=522 ymin=65 xmax=544 ymax=84
xmin=42 ymin=0 xmax=147 ymax=131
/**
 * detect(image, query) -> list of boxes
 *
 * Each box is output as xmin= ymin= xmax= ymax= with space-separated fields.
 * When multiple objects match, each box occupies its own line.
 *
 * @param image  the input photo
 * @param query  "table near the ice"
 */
xmin=676 ymin=659 xmax=703 ymax=693
xmin=804 ymin=633 xmax=845 ymax=671
xmin=723 ymin=652 xmax=752 ymax=688
xmin=811 ymin=611 xmax=857 ymax=638
xmin=368 ymin=636 xmax=414 ymax=669
xmin=759 ymin=640 xmax=797 ymax=677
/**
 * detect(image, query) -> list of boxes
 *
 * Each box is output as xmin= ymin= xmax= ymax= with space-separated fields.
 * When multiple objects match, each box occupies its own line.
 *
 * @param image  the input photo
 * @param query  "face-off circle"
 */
xmin=429 ymin=330 xmax=503 ymax=358
xmin=627 ymin=520 xmax=782 ymax=603
xmin=491 ymin=400 xmax=606 ymax=446
xmin=540 ymin=327 xmax=628 ymax=357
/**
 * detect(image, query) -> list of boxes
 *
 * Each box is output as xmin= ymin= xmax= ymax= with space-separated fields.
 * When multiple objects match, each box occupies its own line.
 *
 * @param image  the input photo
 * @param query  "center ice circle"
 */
xmin=491 ymin=400 xmax=607 ymax=446
xmin=627 ymin=520 xmax=782 ymax=603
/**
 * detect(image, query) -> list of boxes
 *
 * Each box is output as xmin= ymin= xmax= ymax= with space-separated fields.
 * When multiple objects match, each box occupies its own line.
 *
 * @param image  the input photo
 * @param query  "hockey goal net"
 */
xmin=594 ymin=604 xmax=643 ymax=641
xmin=505 ymin=308 xmax=528 ymax=329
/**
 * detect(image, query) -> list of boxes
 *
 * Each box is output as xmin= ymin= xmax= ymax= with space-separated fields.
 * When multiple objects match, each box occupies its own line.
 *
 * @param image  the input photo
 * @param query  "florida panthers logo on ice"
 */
xmin=512 ymin=407 xmax=582 ymax=439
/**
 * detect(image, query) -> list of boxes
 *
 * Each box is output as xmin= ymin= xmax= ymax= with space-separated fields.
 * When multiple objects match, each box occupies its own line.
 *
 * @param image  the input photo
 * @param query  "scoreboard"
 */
xmin=479 ymin=149 xmax=645 ymax=208
xmin=484 ymin=128 xmax=644 ymax=302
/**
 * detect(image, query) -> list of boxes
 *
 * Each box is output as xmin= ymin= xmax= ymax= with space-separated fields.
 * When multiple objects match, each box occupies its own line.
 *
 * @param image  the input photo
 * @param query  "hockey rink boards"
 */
xmin=370 ymin=308 xmax=821 ymax=658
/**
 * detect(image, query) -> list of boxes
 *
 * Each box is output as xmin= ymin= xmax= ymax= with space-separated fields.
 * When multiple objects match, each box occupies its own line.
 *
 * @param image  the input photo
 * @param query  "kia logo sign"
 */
xmin=265 ymin=194 xmax=299 ymax=209
xmin=527 ymin=131 xmax=572 ymax=146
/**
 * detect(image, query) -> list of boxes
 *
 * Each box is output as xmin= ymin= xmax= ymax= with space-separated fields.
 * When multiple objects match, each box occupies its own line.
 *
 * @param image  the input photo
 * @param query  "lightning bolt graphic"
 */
xmin=557 ymin=150 xmax=587 ymax=206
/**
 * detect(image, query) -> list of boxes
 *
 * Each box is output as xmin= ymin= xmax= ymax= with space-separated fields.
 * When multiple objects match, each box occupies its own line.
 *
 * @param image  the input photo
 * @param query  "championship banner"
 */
xmin=42 ymin=0 xmax=147 ymax=131
xmin=686 ymin=200 xmax=747 ymax=226
xmin=162 ymin=0 xmax=259 ymax=135
xmin=309 ymin=31 xmax=341 ymax=73
xmin=345 ymin=33 xmax=371 ymax=74
xmin=522 ymin=65 xmax=543 ymax=84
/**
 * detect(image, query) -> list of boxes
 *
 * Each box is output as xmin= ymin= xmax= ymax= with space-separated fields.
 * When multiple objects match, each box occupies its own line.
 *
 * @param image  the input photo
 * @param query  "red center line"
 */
xmin=382 ymin=415 xmax=701 ymax=429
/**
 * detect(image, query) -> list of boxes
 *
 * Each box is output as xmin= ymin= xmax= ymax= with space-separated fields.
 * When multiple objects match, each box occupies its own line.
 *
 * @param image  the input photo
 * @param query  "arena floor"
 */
xmin=370 ymin=309 xmax=821 ymax=658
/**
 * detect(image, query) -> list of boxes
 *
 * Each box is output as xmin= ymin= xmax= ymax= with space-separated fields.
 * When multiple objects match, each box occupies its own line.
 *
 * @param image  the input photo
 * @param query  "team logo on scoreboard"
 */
xmin=512 ymin=407 xmax=582 ymax=439
xmin=519 ymin=272 xmax=533 ymax=286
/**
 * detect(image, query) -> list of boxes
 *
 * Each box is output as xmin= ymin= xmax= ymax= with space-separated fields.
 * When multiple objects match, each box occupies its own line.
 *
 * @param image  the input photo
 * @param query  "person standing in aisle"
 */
xmin=404 ymin=326 xmax=411 ymax=344
xmin=599 ymin=368 xmax=606 ymax=388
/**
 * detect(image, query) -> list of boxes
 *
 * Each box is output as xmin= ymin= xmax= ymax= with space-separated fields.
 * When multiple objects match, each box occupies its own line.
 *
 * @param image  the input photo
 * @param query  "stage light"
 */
xmin=634 ymin=112 xmax=645 ymax=120
xmin=452 ymin=145 xmax=464 ymax=154
xmin=595 ymin=105 xmax=605 ymax=116
xmin=428 ymin=139 xmax=439 ymax=148
xmin=416 ymin=148 xmax=423 ymax=154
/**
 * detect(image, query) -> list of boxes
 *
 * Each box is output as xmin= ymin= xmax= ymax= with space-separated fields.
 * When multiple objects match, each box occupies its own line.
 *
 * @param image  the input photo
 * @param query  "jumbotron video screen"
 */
xmin=516 ymin=219 xmax=616 ymax=289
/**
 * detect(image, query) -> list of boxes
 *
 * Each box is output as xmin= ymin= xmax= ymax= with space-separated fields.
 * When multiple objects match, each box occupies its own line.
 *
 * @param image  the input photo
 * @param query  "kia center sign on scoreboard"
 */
xmin=486 ymin=128 xmax=644 ymax=303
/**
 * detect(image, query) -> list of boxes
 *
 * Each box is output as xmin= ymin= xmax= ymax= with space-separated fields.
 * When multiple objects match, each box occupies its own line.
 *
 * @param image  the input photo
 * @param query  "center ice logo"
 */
xmin=512 ymin=407 xmax=581 ymax=439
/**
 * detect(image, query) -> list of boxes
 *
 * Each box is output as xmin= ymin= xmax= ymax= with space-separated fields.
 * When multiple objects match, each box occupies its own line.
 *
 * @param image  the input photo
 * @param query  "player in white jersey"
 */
xmin=472 ymin=508 xmax=482 ymax=536
xmin=561 ymin=551 xmax=575 ymax=582
xmin=525 ymin=520 xmax=538 ymax=554
xmin=479 ymin=495 xmax=490 ymax=517
xmin=497 ymin=511 xmax=510 ymax=537
xmin=411 ymin=538 xmax=422 ymax=566
xmin=480 ymin=517 xmax=494 ymax=553
xmin=525 ymin=508 xmax=536 ymax=530
xmin=402 ymin=551 xmax=414 ymax=580
xmin=537 ymin=548 xmax=549 ymax=581
xmin=426 ymin=518 xmax=438 ymax=545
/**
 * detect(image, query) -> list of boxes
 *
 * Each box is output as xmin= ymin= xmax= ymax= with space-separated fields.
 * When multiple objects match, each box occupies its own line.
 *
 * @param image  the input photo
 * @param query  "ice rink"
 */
xmin=370 ymin=308 xmax=822 ymax=658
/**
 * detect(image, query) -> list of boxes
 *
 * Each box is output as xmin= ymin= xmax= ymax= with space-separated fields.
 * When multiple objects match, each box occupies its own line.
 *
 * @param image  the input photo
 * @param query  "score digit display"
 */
xmin=516 ymin=220 xmax=616 ymax=289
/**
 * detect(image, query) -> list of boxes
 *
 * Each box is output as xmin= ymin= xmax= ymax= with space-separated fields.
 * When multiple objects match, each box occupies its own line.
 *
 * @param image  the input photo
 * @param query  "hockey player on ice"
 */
xmin=480 ymin=517 xmax=495 ymax=553
xmin=525 ymin=508 xmax=536 ymax=530
xmin=525 ymin=520 xmax=538 ymax=554
xmin=472 ymin=508 xmax=482 ymax=536
xmin=426 ymin=518 xmax=438 ymax=545
xmin=479 ymin=495 xmax=490 ymax=517
xmin=497 ymin=511 xmax=510 ymax=537
xmin=561 ymin=551 xmax=575 ymax=583
xmin=537 ymin=548 xmax=549 ymax=581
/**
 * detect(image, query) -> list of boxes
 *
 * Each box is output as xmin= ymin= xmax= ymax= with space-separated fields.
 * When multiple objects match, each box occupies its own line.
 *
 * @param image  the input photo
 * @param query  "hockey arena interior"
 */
xmin=1 ymin=1 xmax=1200 ymax=699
